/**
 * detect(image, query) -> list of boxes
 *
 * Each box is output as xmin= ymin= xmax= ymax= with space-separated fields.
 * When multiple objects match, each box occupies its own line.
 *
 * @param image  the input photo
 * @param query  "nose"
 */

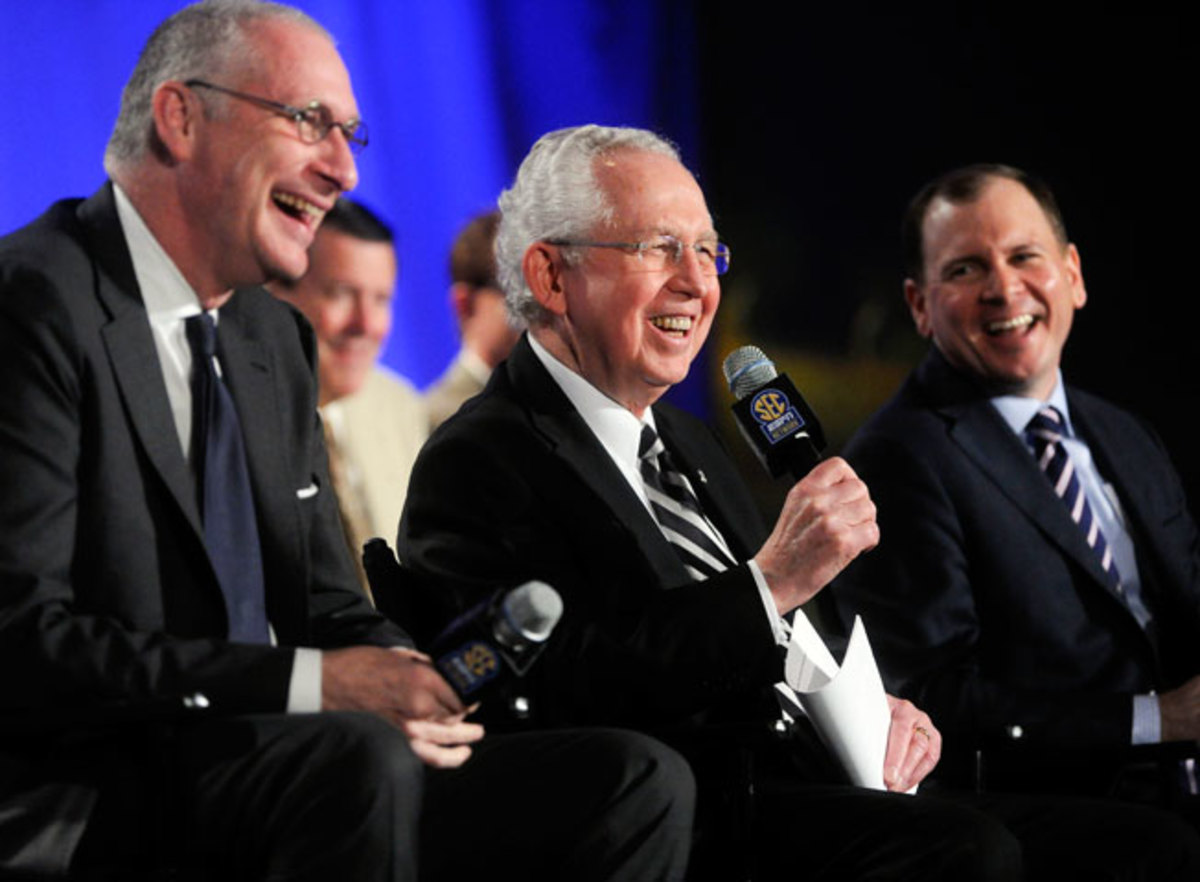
xmin=346 ymin=293 xmax=391 ymax=342
xmin=669 ymin=243 xmax=711 ymax=296
xmin=317 ymin=128 xmax=358 ymax=193
xmin=338 ymin=293 xmax=368 ymax=337
xmin=364 ymin=297 xmax=391 ymax=341
xmin=985 ymin=259 xmax=1023 ymax=302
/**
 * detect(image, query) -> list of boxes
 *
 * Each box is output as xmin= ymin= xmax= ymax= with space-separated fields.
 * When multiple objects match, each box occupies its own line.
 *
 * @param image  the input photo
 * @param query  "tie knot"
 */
xmin=185 ymin=312 xmax=217 ymax=360
xmin=1026 ymin=405 xmax=1067 ymax=445
xmin=639 ymin=423 xmax=664 ymax=461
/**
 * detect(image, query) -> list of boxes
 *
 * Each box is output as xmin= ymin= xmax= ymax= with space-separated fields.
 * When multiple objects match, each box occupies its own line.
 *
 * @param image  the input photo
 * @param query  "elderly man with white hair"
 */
xmin=401 ymin=124 xmax=1058 ymax=880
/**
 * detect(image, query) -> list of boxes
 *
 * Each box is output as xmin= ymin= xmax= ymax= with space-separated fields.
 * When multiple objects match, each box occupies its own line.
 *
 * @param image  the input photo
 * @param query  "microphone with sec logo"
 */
xmin=428 ymin=580 xmax=564 ymax=703
xmin=362 ymin=540 xmax=564 ymax=707
xmin=722 ymin=345 xmax=826 ymax=481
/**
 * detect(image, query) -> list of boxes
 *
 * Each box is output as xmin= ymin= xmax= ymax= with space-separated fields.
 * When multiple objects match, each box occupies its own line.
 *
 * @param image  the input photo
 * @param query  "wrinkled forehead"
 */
xmin=593 ymin=149 xmax=715 ymax=236
xmin=235 ymin=18 xmax=358 ymax=118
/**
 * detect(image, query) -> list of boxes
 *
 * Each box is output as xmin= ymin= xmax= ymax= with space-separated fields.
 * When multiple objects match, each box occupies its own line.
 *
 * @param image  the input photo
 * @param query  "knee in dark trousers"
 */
xmin=421 ymin=728 xmax=695 ymax=882
xmin=188 ymin=711 xmax=423 ymax=882
xmin=749 ymin=784 xmax=1023 ymax=882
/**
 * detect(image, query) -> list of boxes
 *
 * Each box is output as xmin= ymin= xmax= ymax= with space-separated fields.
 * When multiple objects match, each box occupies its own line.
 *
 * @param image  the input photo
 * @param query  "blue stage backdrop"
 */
xmin=0 ymin=0 xmax=702 ymax=408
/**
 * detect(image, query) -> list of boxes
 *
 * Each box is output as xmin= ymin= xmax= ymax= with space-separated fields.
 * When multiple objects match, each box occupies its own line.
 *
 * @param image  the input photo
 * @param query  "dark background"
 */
xmin=688 ymin=12 xmax=1197 ymax=510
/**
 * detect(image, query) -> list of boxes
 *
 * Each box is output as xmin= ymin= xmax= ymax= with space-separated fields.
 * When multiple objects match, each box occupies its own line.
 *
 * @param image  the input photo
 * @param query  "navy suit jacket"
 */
xmin=399 ymin=335 xmax=785 ymax=730
xmin=831 ymin=348 xmax=1200 ymax=785
xmin=0 ymin=185 xmax=404 ymax=869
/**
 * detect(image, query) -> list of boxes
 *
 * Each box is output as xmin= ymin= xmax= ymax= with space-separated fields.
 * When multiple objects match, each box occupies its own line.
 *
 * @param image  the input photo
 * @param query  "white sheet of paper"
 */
xmin=784 ymin=613 xmax=892 ymax=791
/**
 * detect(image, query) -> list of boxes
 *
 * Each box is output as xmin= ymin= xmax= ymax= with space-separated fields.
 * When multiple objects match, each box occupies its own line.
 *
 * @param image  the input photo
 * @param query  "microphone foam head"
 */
xmin=723 ymin=345 xmax=778 ymax=400
xmin=501 ymin=581 xmax=564 ymax=643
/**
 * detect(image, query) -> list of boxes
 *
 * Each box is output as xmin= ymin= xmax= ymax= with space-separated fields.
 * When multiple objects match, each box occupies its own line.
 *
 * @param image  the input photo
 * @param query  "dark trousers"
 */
xmin=966 ymin=789 xmax=1200 ymax=882
xmin=749 ymin=783 xmax=1200 ymax=882
xmin=62 ymin=715 xmax=694 ymax=881
xmin=684 ymin=727 xmax=1200 ymax=881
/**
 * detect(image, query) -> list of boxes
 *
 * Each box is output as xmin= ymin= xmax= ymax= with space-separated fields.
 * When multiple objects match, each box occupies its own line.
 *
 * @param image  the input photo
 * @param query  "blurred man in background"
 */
xmin=273 ymin=198 xmax=427 ymax=591
xmin=425 ymin=209 xmax=519 ymax=428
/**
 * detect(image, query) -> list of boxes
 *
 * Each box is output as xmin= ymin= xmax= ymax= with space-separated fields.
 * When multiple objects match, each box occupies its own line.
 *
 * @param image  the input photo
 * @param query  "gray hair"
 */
xmin=104 ymin=0 xmax=328 ymax=175
xmin=496 ymin=125 xmax=680 ymax=327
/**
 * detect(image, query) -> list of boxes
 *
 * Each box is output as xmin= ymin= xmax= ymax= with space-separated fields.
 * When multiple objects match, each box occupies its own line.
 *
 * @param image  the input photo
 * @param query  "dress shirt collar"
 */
xmin=989 ymin=370 xmax=1072 ymax=438
xmin=321 ymin=397 xmax=347 ymax=444
xmin=527 ymin=333 xmax=655 ymax=476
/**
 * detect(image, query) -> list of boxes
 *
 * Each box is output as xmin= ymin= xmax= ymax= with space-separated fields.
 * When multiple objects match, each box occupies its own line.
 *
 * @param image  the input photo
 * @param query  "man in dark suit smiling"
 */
xmin=400 ymin=124 xmax=1064 ymax=880
xmin=0 ymin=5 xmax=694 ymax=879
xmin=832 ymin=163 xmax=1200 ymax=801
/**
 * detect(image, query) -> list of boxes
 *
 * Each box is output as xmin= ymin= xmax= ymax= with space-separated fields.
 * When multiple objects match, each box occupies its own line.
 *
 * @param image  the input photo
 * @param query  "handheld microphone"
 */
xmin=722 ymin=345 xmax=826 ymax=481
xmin=429 ymin=581 xmax=564 ymax=702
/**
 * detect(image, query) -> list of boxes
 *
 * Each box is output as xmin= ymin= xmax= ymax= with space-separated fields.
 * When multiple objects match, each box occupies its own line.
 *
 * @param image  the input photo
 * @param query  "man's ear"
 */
xmin=151 ymin=81 xmax=201 ymax=163
xmin=523 ymin=243 xmax=568 ymax=317
xmin=449 ymin=282 xmax=474 ymax=322
xmin=904 ymin=278 xmax=933 ymax=338
xmin=1064 ymin=243 xmax=1087 ymax=310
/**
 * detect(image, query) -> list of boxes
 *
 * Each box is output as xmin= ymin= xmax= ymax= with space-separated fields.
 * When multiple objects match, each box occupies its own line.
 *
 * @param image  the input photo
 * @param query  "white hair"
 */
xmin=104 ymin=0 xmax=328 ymax=175
xmin=495 ymin=125 xmax=680 ymax=327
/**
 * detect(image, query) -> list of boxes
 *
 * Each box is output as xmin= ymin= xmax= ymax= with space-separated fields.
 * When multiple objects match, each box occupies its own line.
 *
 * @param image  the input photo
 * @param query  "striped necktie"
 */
xmin=1025 ymin=406 xmax=1121 ymax=588
xmin=638 ymin=424 xmax=807 ymax=721
xmin=638 ymin=424 xmax=736 ymax=579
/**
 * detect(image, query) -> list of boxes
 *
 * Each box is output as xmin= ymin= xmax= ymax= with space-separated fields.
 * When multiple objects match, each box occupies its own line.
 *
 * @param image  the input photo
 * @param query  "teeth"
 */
xmin=272 ymin=191 xmax=324 ymax=220
xmin=650 ymin=316 xmax=693 ymax=332
xmin=987 ymin=314 xmax=1035 ymax=333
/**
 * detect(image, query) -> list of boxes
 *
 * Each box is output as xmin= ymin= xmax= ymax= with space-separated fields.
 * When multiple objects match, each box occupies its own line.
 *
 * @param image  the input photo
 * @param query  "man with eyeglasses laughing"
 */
xmin=0 ymin=6 xmax=694 ymax=881
xmin=400 ymin=124 xmax=1045 ymax=879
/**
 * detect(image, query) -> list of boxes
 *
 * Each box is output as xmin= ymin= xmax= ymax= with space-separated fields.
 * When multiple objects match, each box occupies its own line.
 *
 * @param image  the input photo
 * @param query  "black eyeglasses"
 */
xmin=546 ymin=235 xmax=731 ymax=276
xmin=185 ymin=79 xmax=368 ymax=155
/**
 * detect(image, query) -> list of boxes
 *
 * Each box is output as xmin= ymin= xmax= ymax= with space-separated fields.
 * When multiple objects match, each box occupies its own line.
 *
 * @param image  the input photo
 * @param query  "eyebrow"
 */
xmin=638 ymin=226 xmax=721 ymax=240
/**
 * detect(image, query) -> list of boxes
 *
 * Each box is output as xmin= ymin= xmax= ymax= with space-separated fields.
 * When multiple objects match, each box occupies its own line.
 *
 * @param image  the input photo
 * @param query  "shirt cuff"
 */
xmin=1132 ymin=693 xmax=1161 ymax=744
xmin=747 ymin=559 xmax=789 ymax=645
xmin=286 ymin=647 xmax=323 ymax=713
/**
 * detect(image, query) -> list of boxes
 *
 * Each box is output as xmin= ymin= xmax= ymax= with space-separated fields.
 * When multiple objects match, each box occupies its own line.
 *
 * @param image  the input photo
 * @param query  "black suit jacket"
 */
xmin=0 ymin=185 xmax=406 ymax=867
xmin=399 ymin=335 xmax=785 ymax=729
xmin=830 ymin=348 xmax=1200 ymax=785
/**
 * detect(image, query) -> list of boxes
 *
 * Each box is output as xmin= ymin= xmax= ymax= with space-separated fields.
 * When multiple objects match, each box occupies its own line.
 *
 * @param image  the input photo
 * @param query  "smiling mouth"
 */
xmin=272 ymin=191 xmax=325 ymax=224
xmin=985 ymin=314 xmax=1037 ymax=335
xmin=650 ymin=315 xmax=694 ymax=336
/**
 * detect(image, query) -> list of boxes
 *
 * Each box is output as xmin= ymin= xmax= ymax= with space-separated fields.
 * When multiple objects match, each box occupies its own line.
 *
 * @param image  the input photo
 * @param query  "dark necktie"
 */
xmin=638 ymin=424 xmax=806 ymax=720
xmin=186 ymin=313 xmax=270 ymax=643
xmin=1025 ymin=406 xmax=1121 ymax=589
xmin=638 ymin=424 xmax=736 ymax=579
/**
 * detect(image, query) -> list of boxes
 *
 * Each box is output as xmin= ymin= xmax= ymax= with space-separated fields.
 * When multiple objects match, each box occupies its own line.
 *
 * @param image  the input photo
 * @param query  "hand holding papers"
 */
xmin=784 ymin=612 xmax=934 ymax=791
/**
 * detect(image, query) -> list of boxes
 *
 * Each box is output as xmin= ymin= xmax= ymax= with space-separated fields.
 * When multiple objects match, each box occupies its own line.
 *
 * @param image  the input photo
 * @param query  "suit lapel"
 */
xmin=79 ymin=185 xmax=203 ymax=535
xmin=656 ymin=405 xmax=762 ymax=561
xmin=1068 ymin=392 xmax=1154 ymax=534
xmin=918 ymin=351 xmax=1132 ymax=610
xmin=214 ymin=293 xmax=312 ymax=635
xmin=212 ymin=300 xmax=277 ymax=490
xmin=1068 ymin=391 xmax=1170 ymax=595
xmin=507 ymin=337 xmax=692 ymax=587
